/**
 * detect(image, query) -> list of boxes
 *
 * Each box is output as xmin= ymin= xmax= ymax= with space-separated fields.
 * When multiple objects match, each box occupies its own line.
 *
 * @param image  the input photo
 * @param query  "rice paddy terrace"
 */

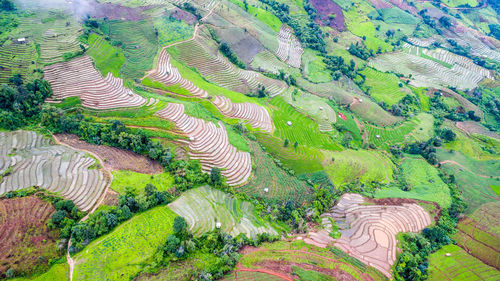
xmin=1 ymin=0 xmax=499 ymax=279
xmin=0 ymin=131 xmax=108 ymax=211
xmin=309 ymin=193 xmax=432 ymax=278
xmin=168 ymin=185 xmax=277 ymax=238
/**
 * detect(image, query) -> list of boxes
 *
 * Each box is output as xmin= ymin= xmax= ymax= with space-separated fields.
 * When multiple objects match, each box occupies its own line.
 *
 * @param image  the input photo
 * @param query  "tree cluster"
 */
xmin=348 ymin=43 xmax=372 ymax=60
xmin=0 ymin=77 xmax=52 ymax=130
xmin=219 ymin=42 xmax=246 ymax=69
xmin=69 ymin=183 xmax=173 ymax=252
xmin=0 ymin=0 xmax=14 ymax=11
xmin=323 ymin=55 xmax=357 ymax=80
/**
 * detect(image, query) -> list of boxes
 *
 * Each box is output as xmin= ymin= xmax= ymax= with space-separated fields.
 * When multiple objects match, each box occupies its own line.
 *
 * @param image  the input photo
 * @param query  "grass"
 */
xmin=11 ymin=261 xmax=68 ymax=281
xmin=323 ymin=149 xmax=394 ymax=186
xmin=360 ymin=67 xmax=409 ymax=106
xmin=52 ymin=96 xmax=82 ymax=109
xmin=269 ymin=96 xmax=341 ymax=151
xmin=255 ymin=132 xmax=324 ymax=174
xmin=428 ymin=245 xmax=499 ymax=280
xmin=154 ymin=16 xmax=194 ymax=47
xmin=302 ymin=49 xmax=332 ymax=83
xmin=227 ymin=0 xmax=282 ymax=32
xmin=238 ymin=141 xmax=313 ymax=204
xmin=109 ymin=170 xmax=174 ymax=195
xmin=436 ymin=149 xmax=499 ymax=213
xmin=292 ymin=266 xmax=335 ymax=280
xmin=491 ymin=185 xmax=500 ymax=196
xmin=454 ymin=201 xmax=500 ymax=269
xmin=102 ymin=19 xmax=158 ymax=79
xmin=168 ymin=186 xmax=278 ymax=238
xmin=442 ymin=124 xmax=499 ymax=161
xmin=441 ymin=0 xmax=478 ymax=7
xmin=73 ymin=206 xmax=177 ymax=281
xmin=344 ymin=2 xmax=393 ymax=52
xmin=410 ymin=86 xmax=430 ymax=111
xmin=86 ymin=33 xmax=125 ymax=77
xmin=0 ymin=41 xmax=38 ymax=84
xmin=370 ymin=8 xmax=419 ymax=24
xmin=374 ymin=155 xmax=451 ymax=208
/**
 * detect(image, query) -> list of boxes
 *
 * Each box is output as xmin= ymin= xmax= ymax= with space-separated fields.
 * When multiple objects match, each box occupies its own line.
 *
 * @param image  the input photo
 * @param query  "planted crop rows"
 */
xmin=0 ymin=131 xmax=108 ymax=211
xmin=168 ymin=186 xmax=277 ymax=238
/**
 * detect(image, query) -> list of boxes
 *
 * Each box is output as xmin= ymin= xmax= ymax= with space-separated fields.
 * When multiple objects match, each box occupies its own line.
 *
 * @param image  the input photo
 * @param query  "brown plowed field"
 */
xmin=0 ymin=196 xmax=59 ymax=278
xmin=310 ymin=0 xmax=346 ymax=31
xmin=55 ymin=134 xmax=163 ymax=174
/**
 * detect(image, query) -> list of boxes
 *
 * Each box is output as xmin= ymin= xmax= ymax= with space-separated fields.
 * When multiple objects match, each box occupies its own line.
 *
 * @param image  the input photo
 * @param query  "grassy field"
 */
xmin=323 ymin=149 xmax=394 ymax=186
xmin=73 ymin=206 xmax=177 ymax=281
xmin=0 ymin=41 xmax=38 ymax=84
xmin=227 ymin=0 xmax=282 ymax=32
xmin=436 ymin=149 xmax=499 ymax=213
xmin=168 ymin=186 xmax=278 ymax=238
xmin=11 ymin=262 xmax=68 ymax=281
xmin=238 ymin=141 xmax=313 ymax=204
xmin=360 ymin=67 xmax=409 ymax=106
xmin=370 ymin=7 xmax=419 ymax=24
xmin=270 ymin=96 xmax=341 ymax=151
xmin=109 ymin=170 xmax=174 ymax=195
xmin=86 ymin=33 xmax=125 ymax=77
xmin=102 ymin=19 xmax=158 ymax=79
xmin=454 ymin=201 xmax=500 ymax=269
xmin=344 ymin=2 xmax=393 ymax=52
xmin=154 ymin=16 xmax=194 ymax=47
xmin=375 ymin=155 xmax=451 ymax=208
xmin=302 ymin=49 xmax=332 ymax=83
xmin=255 ymin=132 xmax=325 ymax=174
xmin=428 ymin=245 xmax=499 ymax=280
xmin=442 ymin=0 xmax=478 ymax=7
xmin=366 ymin=113 xmax=433 ymax=149
xmin=238 ymin=240 xmax=386 ymax=281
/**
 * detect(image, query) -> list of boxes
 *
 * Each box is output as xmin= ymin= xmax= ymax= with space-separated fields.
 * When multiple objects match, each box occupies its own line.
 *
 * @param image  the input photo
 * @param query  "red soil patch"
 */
xmin=72 ymin=0 xmax=157 ymax=21
xmin=170 ymin=7 xmax=197 ymax=25
xmin=0 ymin=196 xmax=60 ymax=278
xmin=55 ymin=134 xmax=163 ymax=174
xmin=367 ymin=197 xmax=441 ymax=222
xmin=310 ymin=0 xmax=346 ymax=31
xmin=253 ymin=260 xmax=360 ymax=281
xmin=338 ymin=112 xmax=347 ymax=121
xmin=368 ymin=0 xmax=392 ymax=9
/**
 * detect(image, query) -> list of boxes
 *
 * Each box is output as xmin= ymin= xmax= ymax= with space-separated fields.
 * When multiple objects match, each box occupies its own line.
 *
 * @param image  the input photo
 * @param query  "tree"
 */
xmin=440 ymin=129 xmax=456 ymax=142
xmin=210 ymin=167 xmax=222 ymax=185
xmin=173 ymin=216 xmax=187 ymax=235
xmin=0 ymin=0 xmax=14 ymax=11
xmin=51 ymin=210 xmax=67 ymax=225
xmin=284 ymin=138 xmax=289 ymax=147
xmin=293 ymin=141 xmax=298 ymax=148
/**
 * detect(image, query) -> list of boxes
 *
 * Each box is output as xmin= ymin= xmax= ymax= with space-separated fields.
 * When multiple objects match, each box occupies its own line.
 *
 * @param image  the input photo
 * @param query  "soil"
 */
xmin=0 ymin=196 xmax=60 ymax=279
xmin=170 ymin=7 xmax=198 ymax=25
xmin=55 ymin=134 xmax=163 ymax=174
xmin=310 ymin=0 xmax=346 ymax=31
xmin=101 ymin=190 xmax=119 ymax=206
xmin=71 ymin=0 xmax=158 ymax=21
xmin=367 ymin=197 xmax=441 ymax=222
xmin=455 ymin=121 xmax=499 ymax=139
xmin=253 ymin=260 xmax=360 ymax=281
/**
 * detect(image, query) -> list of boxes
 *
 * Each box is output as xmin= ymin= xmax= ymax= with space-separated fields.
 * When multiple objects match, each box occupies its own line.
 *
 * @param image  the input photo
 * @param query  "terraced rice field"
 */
xmin=168 ymin=186 xmax=277 ymax=238
xmin=44 ymin=55 xmax=146 ymax=109
xmin=10 ymin=262 xmax=68 ymax=281
xmin=73 ymin=206 xmax=177 ymax=281
xmin=323 ymin=149 xmax=394 ymax=186
xmin=365 ymin=113 xmax=433 ymax=149
xmin=0 ymin=131 xmax=109 ymax=211
xmin=454 ymin=201 xmax=500 ymax=269
xmin=156 ymin=103 xmax=252 ymax=186
xmin=369 ymin=46 xmax=492 ymax=90
xmin=154 ymin=16 xmax=194 ymax=47
xmin=237 ymin=240 xmax=387 ymax=281
xmin=86 ymin=33 xmax=125 ymax=77
xmin=16 ymin=16 xmax=83 ymax=64
xmin=222 ymin=271 xmax=284 ymax=281
xmin=105 ymin=19 xmax=158 ymax=79
xmin=316 ymin=193 xmax=431 ymax=278
xmin=282 ymin=88 xmax=336 ymax=131
xmin=55 ymin=134 xmax=163 ymax=174
xmin=239 ymin=142 xmax=313 ymax=204
xmin=110 ymin=170 xmax=174 ymax=195
xmin=428 ymin=245 xmax=499 ymax=280
xmin=146 ymin=49 xmax=273 ymax=132
xmin=170 ymin=37 xmax=287 ymax=97
xmin=360 ymin=67 xmax=409 ymax=106
xmin=255 ymin=132 xmax=324 ymax=174
xmin=270 ymin=97 xmax=340 ymax=151
xmin=374 ymin=155 xmax=452 ymax=208
xmin=275 ymin=25 xmax=303 ymax=68
xmin=302 ymin=49 xmax=332 ymax=83
xmin=436 ymin=149 xmax=499 ymax=213
xmin=0 ymin=196 xmax=59 ymax=278
xmin=0 ymin=41 xmax=37 ymax=84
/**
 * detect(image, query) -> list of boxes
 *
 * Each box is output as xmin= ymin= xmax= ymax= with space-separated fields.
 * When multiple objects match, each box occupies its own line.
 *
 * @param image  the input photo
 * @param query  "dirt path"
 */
xmin=438 ymin=160 xmax=499 ymax=179
xmin=53 ymin=134 xmax=114 ymax=281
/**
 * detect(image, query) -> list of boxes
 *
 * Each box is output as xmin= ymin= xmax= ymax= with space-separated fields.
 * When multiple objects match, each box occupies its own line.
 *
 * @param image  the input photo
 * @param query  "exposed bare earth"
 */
xmin=55 ymin=134 xmax=163 ymax=174
xmin=456 ymin=121 xmax=499 ymax=139
xmin=0 ymin=196 xmax=59 ymax=278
